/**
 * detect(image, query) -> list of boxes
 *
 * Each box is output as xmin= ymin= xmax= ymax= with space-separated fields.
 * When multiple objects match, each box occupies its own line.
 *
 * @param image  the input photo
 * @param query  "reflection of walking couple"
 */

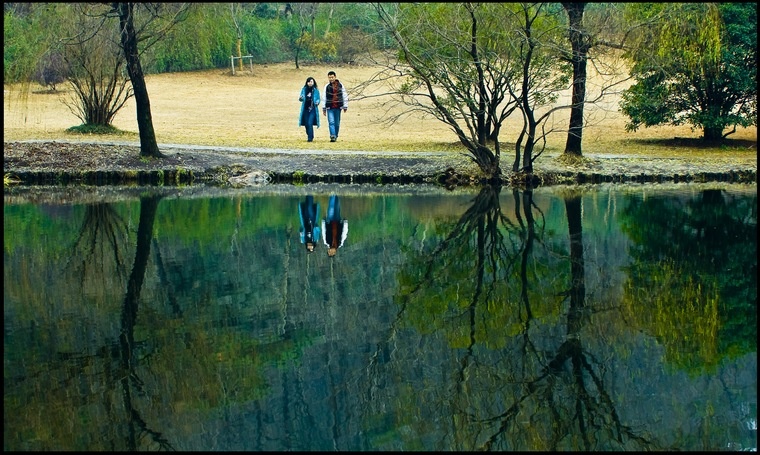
xmin=298 ymin=195 xmax=348 ymax=257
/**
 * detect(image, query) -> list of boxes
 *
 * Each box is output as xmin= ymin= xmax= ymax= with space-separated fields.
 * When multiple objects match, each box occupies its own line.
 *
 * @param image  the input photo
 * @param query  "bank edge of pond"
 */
xmin=4 ymin=140 xmax=757 ymax=188
xmin=6 ymin=166 xmax=757 ymax=188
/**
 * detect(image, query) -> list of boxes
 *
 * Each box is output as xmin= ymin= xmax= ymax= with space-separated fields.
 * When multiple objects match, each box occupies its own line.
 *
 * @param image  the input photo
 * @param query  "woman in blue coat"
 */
xmin=298 ymin=77 xmax=321 ymax=142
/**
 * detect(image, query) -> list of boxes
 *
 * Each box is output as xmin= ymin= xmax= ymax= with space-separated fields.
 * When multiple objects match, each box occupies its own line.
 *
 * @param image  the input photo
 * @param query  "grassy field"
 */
xmin=3 ymin=62 xmax=757 ymax=158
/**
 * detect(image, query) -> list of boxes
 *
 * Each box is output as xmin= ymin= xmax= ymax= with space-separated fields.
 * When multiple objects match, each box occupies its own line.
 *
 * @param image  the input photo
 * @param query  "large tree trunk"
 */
xmin=115 ymin=2 xmax=163 ymax=158
xmin=564 ymin=195 xmax=585 ymax=316
xmin=703 ymin=127 xmax=724 ymax=141
xmin=562 ymin=3 xmax=589 ymax=157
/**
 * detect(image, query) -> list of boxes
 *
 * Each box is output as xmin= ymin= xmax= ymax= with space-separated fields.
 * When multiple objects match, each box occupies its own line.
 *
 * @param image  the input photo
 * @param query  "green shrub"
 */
xmin=66 ymin=124 xmax=126 ymax=135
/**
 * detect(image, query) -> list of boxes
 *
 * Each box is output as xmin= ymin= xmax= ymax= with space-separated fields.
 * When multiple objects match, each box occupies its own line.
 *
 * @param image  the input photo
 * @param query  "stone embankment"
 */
xmin=3 ymin=140 xmax=757 ymax=187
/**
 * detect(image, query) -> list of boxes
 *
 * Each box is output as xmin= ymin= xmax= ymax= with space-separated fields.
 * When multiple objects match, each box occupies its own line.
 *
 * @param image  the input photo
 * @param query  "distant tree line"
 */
xmin=3 ymin=2 xmax=389 ymax=81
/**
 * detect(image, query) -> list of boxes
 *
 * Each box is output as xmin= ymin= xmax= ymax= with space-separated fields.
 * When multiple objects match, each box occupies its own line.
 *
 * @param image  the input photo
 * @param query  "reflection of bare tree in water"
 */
xmin=118 ymin=195 xmax=174 ymax=451
xmin=66 ymin=203 xmax=130 ymax=290
xmin=375 ymin=185 xmax=516 ymax=345
xmin=366 ymin=186 xmax=516 ymax=413
xmin=478 ymin=192 xmax=653 ymax=451
xmin=64 ymin=195 xmax=172 ymax=450
xmin=390 ymin=187 xmax=654 ymax=450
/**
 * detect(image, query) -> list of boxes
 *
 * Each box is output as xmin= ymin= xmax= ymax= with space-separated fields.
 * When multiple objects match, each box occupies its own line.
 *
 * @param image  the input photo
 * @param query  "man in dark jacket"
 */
xmin=322 ymin=71 xmax=349 ymax=142
xmin=322 ymin=194 xmax=348 ymax=257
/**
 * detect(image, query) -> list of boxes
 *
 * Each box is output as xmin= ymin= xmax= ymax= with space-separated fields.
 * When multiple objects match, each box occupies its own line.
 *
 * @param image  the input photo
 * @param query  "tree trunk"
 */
xmin=703 ymin=127 xmax=723 ymax=141
xmin=522 ymin=127 xmax=535 ymax=174
xmin=323 ymin=4 xmax=333 ymax=38
xmin=562 ymin=3 xmax=589 ymax=157
xmin=115 ymin=2 xmax=163 ymax=158
xmin=237 ymin=38 xmax=243 ymax=71
xmin=468 ymin=5 xmax=488 ymax=146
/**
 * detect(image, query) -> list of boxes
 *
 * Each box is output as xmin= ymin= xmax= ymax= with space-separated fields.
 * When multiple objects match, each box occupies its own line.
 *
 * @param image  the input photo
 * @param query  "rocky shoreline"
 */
xmin=3 ymin=140 xmax=757 ymax=188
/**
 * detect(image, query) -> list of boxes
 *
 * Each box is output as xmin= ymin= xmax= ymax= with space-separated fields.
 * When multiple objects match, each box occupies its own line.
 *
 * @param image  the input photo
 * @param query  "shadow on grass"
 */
xmin=630 ymin=136 xmax=756 ymax=150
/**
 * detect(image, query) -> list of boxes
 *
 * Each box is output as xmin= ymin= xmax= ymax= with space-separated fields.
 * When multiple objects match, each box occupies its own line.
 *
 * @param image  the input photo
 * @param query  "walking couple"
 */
xmin=298 ymin=71 xmax=348 ymax=143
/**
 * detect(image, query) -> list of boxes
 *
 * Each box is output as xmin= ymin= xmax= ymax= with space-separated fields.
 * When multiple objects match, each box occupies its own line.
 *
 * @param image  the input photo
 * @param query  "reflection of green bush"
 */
xmin=623 ymin=259 xmax=721 ymax=373
xmin=620 ymin=191 xmax=757 ymax=373
xmin=4 ymin=172 xmax=21 ymax=186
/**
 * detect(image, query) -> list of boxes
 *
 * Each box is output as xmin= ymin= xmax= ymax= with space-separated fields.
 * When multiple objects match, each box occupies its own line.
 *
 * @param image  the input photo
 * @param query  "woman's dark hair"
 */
xmin=304 ymin=76 xmax=316 ymax=87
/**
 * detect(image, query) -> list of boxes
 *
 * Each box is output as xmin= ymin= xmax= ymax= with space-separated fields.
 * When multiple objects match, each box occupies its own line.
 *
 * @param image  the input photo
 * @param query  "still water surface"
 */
xmin=4 ymin=183 xmax=757 ymax=451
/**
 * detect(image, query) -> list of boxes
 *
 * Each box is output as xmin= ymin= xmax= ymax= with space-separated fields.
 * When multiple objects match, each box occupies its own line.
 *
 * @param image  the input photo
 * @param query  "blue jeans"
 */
xmin=303 ymin=108 xmax=316 ymax=141
xmin=326 ymin=108 xmax=342 ymax=139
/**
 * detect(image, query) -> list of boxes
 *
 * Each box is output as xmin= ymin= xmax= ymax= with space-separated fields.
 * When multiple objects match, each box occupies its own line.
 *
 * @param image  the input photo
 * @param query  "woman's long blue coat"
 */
xmin=298 ymin=87 xmax=321 ymax=128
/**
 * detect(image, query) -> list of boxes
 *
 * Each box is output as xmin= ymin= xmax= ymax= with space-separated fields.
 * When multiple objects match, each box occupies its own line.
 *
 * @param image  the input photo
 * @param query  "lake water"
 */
xmin=4 ymin=182 xmax=757 ymax=451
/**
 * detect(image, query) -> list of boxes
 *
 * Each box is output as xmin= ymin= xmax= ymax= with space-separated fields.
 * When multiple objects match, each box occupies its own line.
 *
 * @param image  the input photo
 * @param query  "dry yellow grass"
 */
xmin=4 ymin=62 xmax=756 ymax=158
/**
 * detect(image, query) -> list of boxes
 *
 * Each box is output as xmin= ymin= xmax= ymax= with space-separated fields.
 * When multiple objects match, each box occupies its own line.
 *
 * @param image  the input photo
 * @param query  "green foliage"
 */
xmin=250 ymin=2 xmax=283 ymax=20
xmin=143 ymin=4 xmax=233 ymax=72
xmin=3 ymin=7 xmax=54 ymax=83
xmin=292 ymin=170 xmax=305 ymax=184
xmin=240 ymin=14 xmax=292 ymax=63
xmin=622 ymin=259 xmax=722 ymax=373
xmin=4 ymin=3 xmax=386 ymax=76
xmin=620 ymin=3 xmax=757 ymax=140
xmin=140 ymin=3 xmax=369 ymax=70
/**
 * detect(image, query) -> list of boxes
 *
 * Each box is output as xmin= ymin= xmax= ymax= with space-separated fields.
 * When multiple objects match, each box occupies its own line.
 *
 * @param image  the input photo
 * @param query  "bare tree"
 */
xmin=60 ymin=7 xmax=133 ymax=128
xmin=230 ymin=3 xmax=245 ymax=72
xmin=290 ymin=2 xmax=318 ymax=68
xmin=507 ymin=3 xmax=574 ymax=174
xmin=359 ymin=3 xmax=573 ymax=180
xmin=357 ymin=3 xmax=635 ymax=182
xmin=557 ymin=3 xmax=635 ymax=158
xmin=32 ymin=49 xmax=70 ymax=92
xmin=561 ymin=3 xmax=591 ymax=156
xmin=358 ymin=3 xmax=526 ymax=179
xmin=100 ymin=2 xmax=191 ymax=158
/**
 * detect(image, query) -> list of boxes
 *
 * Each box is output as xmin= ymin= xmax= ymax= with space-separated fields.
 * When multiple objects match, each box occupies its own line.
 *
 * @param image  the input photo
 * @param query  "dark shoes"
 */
xmin=330 ymin=135 xmax=337 ymax=142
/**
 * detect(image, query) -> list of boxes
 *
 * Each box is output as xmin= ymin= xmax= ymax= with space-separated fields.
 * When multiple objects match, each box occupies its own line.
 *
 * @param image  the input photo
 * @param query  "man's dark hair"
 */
xmin=328 ymin=71 xmax=336 ymax=77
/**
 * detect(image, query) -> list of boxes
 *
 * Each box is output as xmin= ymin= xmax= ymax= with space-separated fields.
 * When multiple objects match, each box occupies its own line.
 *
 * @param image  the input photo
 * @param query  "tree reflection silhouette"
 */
xmin=66 ymin=195 xmax=172 ymax=450
xmin=66 ymin=202 xmax=130 ymax=291
xmin=393 ymin=186 xmax=654 ymax=450
xmin=118 ymin=195 xmax=174 ymax=451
